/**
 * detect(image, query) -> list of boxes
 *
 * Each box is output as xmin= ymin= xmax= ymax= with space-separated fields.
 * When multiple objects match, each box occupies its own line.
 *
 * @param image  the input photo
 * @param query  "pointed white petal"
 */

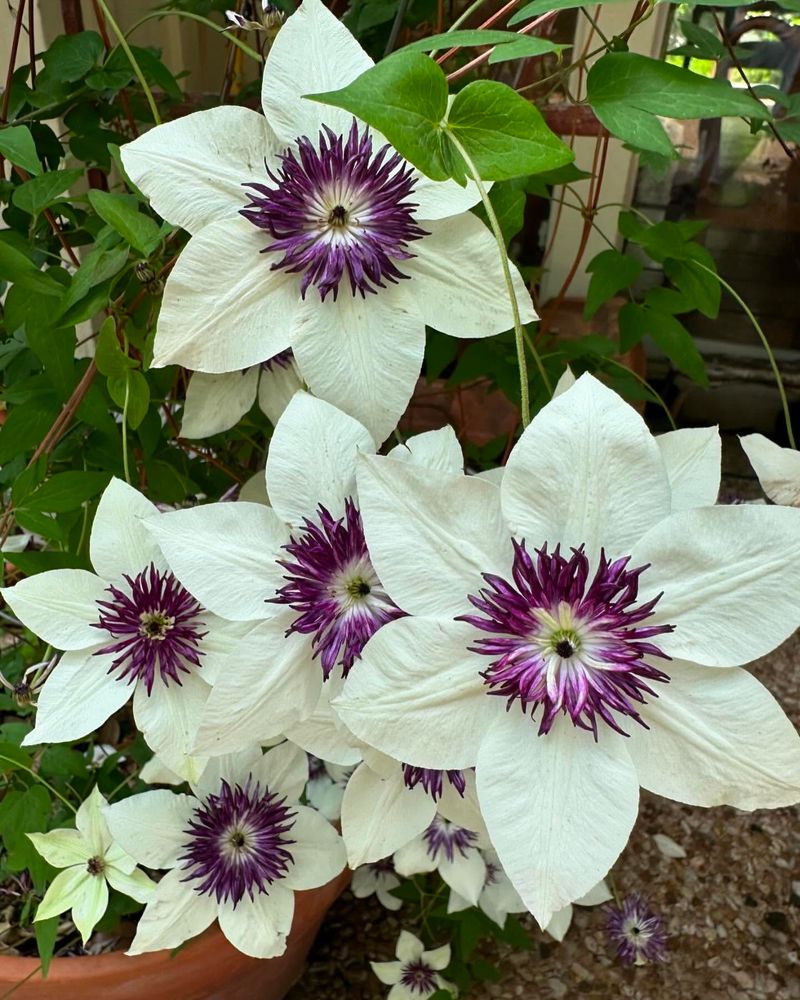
xmin=740 ymin=433 xmax=800 ymax=506
xmin=290 ymin=285 xmax=424 ymax=446
xmin=338 ymin=617 xmax=500 ymax=769
xmin=193 ymin=621 xmax=321 ymax=754
xmin=656 ymin=426 xmax=721 ymax=511
xmin=439 ymin=850 xmax=486 ymax=906
xmin=180 ymin=369 xmax=259 ymax=439
xmin=283 ymin=676 xmax=363 ymax=765
xmin=257 ymin=355 xmax=304 ymax=425
xmin=267 ymin=391 xmax=375 ymax=524
xmin=90 ymin=478 xmax=165 ymax=580
xmin=104 ymin=790 xmax=196 ymax=868
xmin=477 ymin=713 xmax=639 ymax=929
xmin=553 ymin=367 xmax=576 ymax=397
xmin=261 ymin=0 xmax=373 ymax=144
xmin=633 ymin=504 xmax=800 ymax=667
xmin=388 ymin=426 xmax=464 ymax=475
xmin=375 ymin=883 xmax=403 ymax=911
xmin=423 ymin=944 xmax=451 ymax=971
xmin=439 ymin=771 xmax=488 ymax=840
xmin=396 ymin=929 xmax=425 ymax=962
xmin=121 ymin=106 xmax=279 ymax=235
xmin=126 ymin=867 xmax=217 ymax=955
xmin=218 ymin=884 xmax=294 ymax=959
xmin=153 ymin=217 xmax=296 ymax=372
xmin=2 ymin=570 xmax=108 ymax=650
xmin=71 ymin=873 xmax=108 ymax=944
xmin=105 ymin=865 xmax=156 ymax=904
xmin=27 ymin=829 xmax=90 ymax=869
xmin=356 ymin=454 xmax=512 ymax=618
xmin=22 ymin=650 xmax=132 ymax=746
xmin=145 ymin=503 xmax=289 ymax=620
xmin=239 ymin=470 xmax=269 ymax=505
xmin=447 ymin=890 xmax=470 ymax=915
xmin=575 ymin=879 xmax=613 ymax=906
xmin=282 ymin=805 xmax=346 ymax=890
xmin=502 ymin=373 xmax=670 ymax=560
xmin=413 ymin=174 xmax=481 ymax=221
xmin=630 ymin=660 xmax=800 ymax=809
xmin=132 ymin=672 xmax=210 ymax=783
xmin=387 ymin=984 xmax=417 ymax=1000
xmin=407 ymin=214 xmax=536 ymax=337
xmin=76 ymin=785 xmax=111 ymax=855
xmin=394 ymin=836 xmax=438 ymax=876
xmin=190 ymin=747 xmax=264 ymax=800
xmin=251 ymin=740 xmax=309 ymax=802
xmin=35 ymin=868 xmax=88 ymax=922
xmin=545 ymin=904 xmax=573 ymax=942
xmin=341 ymin=764 xmax=435 ymax=868
xmin=371 ymin=960 xmax=402 ymax=986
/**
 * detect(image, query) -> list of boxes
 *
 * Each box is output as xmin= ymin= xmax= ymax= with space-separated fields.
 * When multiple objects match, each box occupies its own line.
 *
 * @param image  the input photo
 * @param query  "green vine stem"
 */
xmin=445 ymin=130 xmax=551 ymax=426
xmin=94 ymin=0 xmax=162 ymax=125
xmin=0 ymin=755 xmax=76 ymax=813
xmin=125 ymin=11 xmax=262 ymax=64
xmin=121 ymin=334 xmax=132 ymax=486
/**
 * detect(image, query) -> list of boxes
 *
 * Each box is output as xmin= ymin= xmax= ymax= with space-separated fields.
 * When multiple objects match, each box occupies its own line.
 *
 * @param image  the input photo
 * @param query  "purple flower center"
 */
xmin=605 ymin=893 xmax=668 ymax=965
xmin=179 ymin=780 xmax=296 ymax=906
xmin=401 ymin=765 xmax=466 ymax=801
xmin=400 ymin=960 xmax=438 ymax=995
xmin=461 ymin=541 xmax=674 ymax=738
xmin=260 ymin=347 xmax=294 ymax=373
xmin=423 ymin=816 xmax=477 ymax=864
xmin=272 ymin=499 xmax=405 ymax=679
xmin=92 ymin=563 xmax=207 ymax=695
xmin=241 ymin=120 xmax=427 ymax=301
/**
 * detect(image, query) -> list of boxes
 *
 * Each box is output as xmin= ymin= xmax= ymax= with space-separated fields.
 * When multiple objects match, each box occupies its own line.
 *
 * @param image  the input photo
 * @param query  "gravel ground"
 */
xmin=288 ymin=631 xmax=800 ymax=1000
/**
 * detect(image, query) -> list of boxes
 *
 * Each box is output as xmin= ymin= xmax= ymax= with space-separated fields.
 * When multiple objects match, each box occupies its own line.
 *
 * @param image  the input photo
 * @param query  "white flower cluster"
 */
xmin=6 ymin=0 xmax=800 ymax=981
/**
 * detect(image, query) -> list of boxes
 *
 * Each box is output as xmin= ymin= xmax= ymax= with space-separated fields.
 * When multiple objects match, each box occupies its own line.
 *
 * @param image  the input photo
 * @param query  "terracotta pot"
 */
xmin=0 ymin=870 xmax=349 ymax=1000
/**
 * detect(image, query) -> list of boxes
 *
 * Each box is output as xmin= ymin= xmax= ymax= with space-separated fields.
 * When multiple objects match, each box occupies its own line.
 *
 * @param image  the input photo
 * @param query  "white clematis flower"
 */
xmin=120 ymin=0 xmax=537 ymax=443
xmin=335 ymin=373 xmax=800 ymax=928
xmin=351 ymin=858 xmax=403 ymax=912
xmin=393 ymin=812 xmax=488 ymax=907
xmin=371 ymin=930 xmax=454 ymax=1000
xmin=740 ymin=433 xmax=800 ymax=507
xmin=144 ymin=391 xmax=464 ymax=757
xmin=0 ymin=479 xmax=246 ymax=781
xmin=104 ymin=741 xmax=346 ymax=959
xmin=305 ymin=754 xmax=355 ymax=821
xmin=180 ymin=349 xmax=303 ymax=439
xmin=28 ymin=786 xmax=154 ymax=944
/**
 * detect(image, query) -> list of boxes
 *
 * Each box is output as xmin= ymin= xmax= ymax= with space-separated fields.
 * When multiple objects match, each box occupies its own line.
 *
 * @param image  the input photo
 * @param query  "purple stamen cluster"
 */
xmin=272 ymin=499 xmax=405 ymax=679
xmin=93 ymin=563 xmax=207 ymax=695
xmin=179 ymin=780 xmax=296 ymax=906
xmin=241 ymin=120 xmax=426 ymax=301
xmin=261 ymin=348 xmax=294 ymax=373
xmin=605 ymin=893 xmax=668 ymax=965
xmin=423 ymin=816 xmax=477 ymax=864
xmin=462 ymin=541 xmax=674 ymax=738
xmin=399 ymin=960 xmax=438 ymax=995
xmin=401 ymin=765 xmax=467 ymax=801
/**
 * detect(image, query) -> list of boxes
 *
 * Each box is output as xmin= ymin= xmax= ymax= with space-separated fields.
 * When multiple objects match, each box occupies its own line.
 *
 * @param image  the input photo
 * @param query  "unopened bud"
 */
xmin=134 ymin=261 xmax=155 ymax=284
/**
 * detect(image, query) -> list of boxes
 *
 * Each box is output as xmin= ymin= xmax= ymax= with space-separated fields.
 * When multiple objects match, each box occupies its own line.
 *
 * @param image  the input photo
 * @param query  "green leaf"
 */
xmin=58 ymin=243 xmax=130 ymax=319
xmin=0 ymin=399 xmax=59 ymax=464
xmin=4 ymin=550 xmax=85 ymax=574
xmin=87 ymin=190 xmax=163 ymax=256
xmin=447 ymin=80 xmax=573 ymax=180
xmin=0 ymin=125 xmax=42 ymax=176
xmin=584 ymin=250 xmax=642 ymax=318
xmin=404 ymin=29 xmax=524 ymax=50
xmin=472 ymin=958 xmax=501 ymax=982
xmin=12 ymin=168 xmax=83 ymax=217
xmin=306 ymin=50 xmax=450 ymax=181
xmin=510 ymin=0 xmax=631 ymax=25
xmin=473 ymin=180 xmax=526 ymax=245
xmin=0 ymin=786 xmax=52 ymax=887
xmin=621 ymin=304 xmax=707 ymax=385
xmin=96 ymin=316 xmax=137 ymax=378
xmin=24 ymin=298 xmax=76 ymax=400
xmin=488 ymin=37 xmax=566 ymax=64
xmin=108 ymin=370 xmax=150 ymax=430
xmin=675 ymin=19 xmax=727 ymax=60
xmin=41 ymin=31 xmax=104 ymax=83
xmin=0 ymin=741 xmax=34 ymax=774
xmin=26 ymin=471 xmax=112 ymax=514
xmin=13 ymin=508 xmax=69 ymax=544
xmin=664 ymin=257 xmax=720 ymax=319
xmin=0 ymin=239 xmax=64 ymax=297
xmin=35 ymin=916 xmax=59 ymax=978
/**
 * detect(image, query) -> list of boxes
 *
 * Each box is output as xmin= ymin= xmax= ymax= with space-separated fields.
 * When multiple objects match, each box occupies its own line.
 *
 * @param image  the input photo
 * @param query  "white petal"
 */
xmin=629 ymin=660 xmax=800 ymax=809
xmin=283 ymin=676 xmax=363 ymax=765
xmin=261 ymin=0 xmax=373 ymax=145
xmin=545 ymin=904 xmax=573 ymax=942
xmin=502 ymin=373 xmax=671 ymax=560
xmin=633 ymin=504 xmax=800 ymax=667
xmin=387 ymin=985 xmax=417 ymax=1000
xmin=251 ymin=740 xmax=309 ymax=802
xmin=574 ymin=879 xmax=613 ymax=906
xmin=190 ymin=747 xmax=264 ymax=799
xmin=132 ymin=672 xmax=210 ymax=782
xmin=439 ymin=850 xmax=486 ymax=906
xmin=375 ymin=883 xmax=403 ymax=911
xmin=341 ymin=764 xmax=435 ymax=868
xmin=180 ymin=369 xmax=259 ymax=439
xmin=740 ymin=433 xmax=800 ymax=506
xmin=338 ymin=617 xmax=501 ymax=769
xmin=407 ymin=214 xmax=536 ymax=337
xmin=121 ymin=106 xmax=279 ymax=235
xmin=104 ymin=790 xmax=196 ymax=868
xmin=218 ymin=884 xmax=294 ymax=959
xmin=553 ymin=367 xmax=576 ymax=397
xmin=90 ymin=478 xmax=165 ymax=580
xmin=23 ymin=649 xmax=132 ymax=746
xmin=76 ymin=785 xmax=111 ymax=855
xmin=657 ymin=427 xmax=721 ymax=511
xmin=28 ymin=829 xmax=90 ymax=869
xmin=239 ymin=470 xmax=269 ymax=505
xmin=282 ymin=805 xmax=346 ymax=890
xmin=267 ymin=391 xmax=375 ymax=525
xmin=2 ymin=570 xmax=108 ymax=650
xmin=413 ymin=174 xmax=481 ymax=221
xmin=145 ymin=503 xmax=289 ymax=620
xmin=422 ymin=944 xmax=451 ymax=971
xmin=394 ymin=836 xmax=438 ymax=876
xmin=290 ymin=285 xmax=424 ymax=446
xmin=447 ymin=890 xmax=470 ymax=915
xmin=371 ymin=960 xmax=402 ymax=985
xmin=476 ymin=713 xmax=639 ymax=928
xmin=193 ymin=621 xmax=321 ymax=754
xmin=396 ymin=929 xmax=425 ymax=963
xmin=105 ymin=866 xmax=156 ymax=904
xmin=154 ymin=217 xmax=296 ymax=372
xmin=127 ymin=867 xmax=217 ymax=955
xmin=356 ymin=454 xmax=512 ymax=618
xmin=439 ymin=771 xmax=488 ymax=840
xmin=388 ymin=426 xmax=464 ymax=475
xmin=71 ymin=873 xmax=108 ymax=944
xmin=35 ymin=868 xmax=88 ymax=922
xmin=258 ymin=355 xmax=304 ymax=425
